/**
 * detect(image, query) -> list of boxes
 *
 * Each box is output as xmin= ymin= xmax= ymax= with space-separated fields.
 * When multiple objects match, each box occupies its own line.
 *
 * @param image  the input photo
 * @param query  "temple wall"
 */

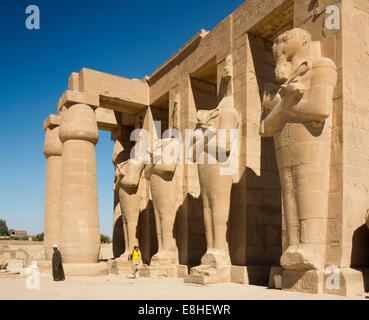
xmin=232 ymin=0 xmax=293 ymax=39
xmin=0 ymin=242 xmax=45 ymax=261
xmin=79 ymin=68 xmax=149 ymax=106
xmin=341 ymin=0 xmax=369 ymax=268
xmin=144 ymin=6 xmax=285 ymax=267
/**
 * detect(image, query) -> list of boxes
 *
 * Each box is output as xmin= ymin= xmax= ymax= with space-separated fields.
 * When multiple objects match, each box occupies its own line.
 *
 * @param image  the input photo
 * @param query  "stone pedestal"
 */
xmin=230 ymin=265 xmax=271 ymax=286
xmin=58 ymin=103 xmax=100 ymax=263
xmin=118 ymin=186 xmax=141 ymax=251
xmin=177 ymin=265 xmax=188 ymax=278
xmin=140 ymin=264 xmax=188 ymax=278
xmin=186 ymin=265 xmax=273 ymax=286
xmin=108 ymin=258 xmax=132 ymax=276
xmin=282 ymin=268 xmax=369 ymax=296
xmin=184 ymin=265 xmax=231 ymax=285
xmin=268 ymin=266 xmax=284 ymax=288
xmin=43 ymin=118 xmax=62 ymax=260
xmin=185 ymin=249 xmax=232 ymax=284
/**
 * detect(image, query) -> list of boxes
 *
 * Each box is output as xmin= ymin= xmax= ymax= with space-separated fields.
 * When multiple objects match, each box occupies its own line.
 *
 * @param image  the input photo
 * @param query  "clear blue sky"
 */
xmin=0 ymin=0 xmax=245 ymax=237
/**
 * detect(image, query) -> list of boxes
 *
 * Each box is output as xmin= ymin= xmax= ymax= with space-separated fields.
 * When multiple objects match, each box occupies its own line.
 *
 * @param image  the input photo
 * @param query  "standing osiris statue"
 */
xmin=260 ymin=28 xmax=337 ymax=271
xmin=189 ymin=54 xmax=240 ymax=281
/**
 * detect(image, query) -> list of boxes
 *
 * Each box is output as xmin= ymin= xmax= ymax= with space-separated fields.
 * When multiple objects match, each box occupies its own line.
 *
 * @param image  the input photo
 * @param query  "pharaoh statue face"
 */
xmin=273 ymin=29 xmax=311 ymax=83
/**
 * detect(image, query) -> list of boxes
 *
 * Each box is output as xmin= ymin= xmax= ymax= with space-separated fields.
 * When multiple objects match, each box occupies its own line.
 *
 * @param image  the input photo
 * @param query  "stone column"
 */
xmin=58 ymin=104 xmax=100 ymax=263
xmin=43 ymin=117 xmax=62 ymax=260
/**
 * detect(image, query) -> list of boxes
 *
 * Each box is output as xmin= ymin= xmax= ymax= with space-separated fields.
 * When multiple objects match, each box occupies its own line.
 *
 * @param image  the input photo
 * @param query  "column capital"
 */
xmin=57 ymin=90 xmax=100 ymax=111
xmin=59 ymin=103 xmax=99 ymax=144
xmin=44 ymin=114 xmax=61 ymax=131
xmin=44 ymin=125 xmax=62 ymax=158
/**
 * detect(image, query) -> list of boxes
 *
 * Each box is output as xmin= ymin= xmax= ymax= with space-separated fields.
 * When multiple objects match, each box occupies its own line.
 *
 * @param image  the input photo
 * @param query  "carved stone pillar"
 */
xmin=43 ymin=115 xmax=62 ymax=260
xmin=58 ymin=104 xmax=100 ymax=263
xmin=114 ymin=133 xmax=143 ymax=259
xmin=118 ymin=160 xmax=144 ymax=257
xmin=186 ymin=54 xmax=240 ymax=284
xmin=147 ymin=138 xmax=180 ymax=266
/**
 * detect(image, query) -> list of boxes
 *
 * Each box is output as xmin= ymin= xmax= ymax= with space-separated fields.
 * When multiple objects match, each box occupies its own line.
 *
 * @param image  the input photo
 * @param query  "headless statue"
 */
xmin=145 ymin=95 xmax=181 ymax=265
xmin=193 ymin=54 xmax=240 ymax=270
xmin=145 ymin=137 xmax=180 ymax=265
xmin=114 ymin=116 xmax=146 ymax=260
xmin=260 ymin=28 xmax=337 ymax=271
xmin=115 ymin=159 xmax=144 ymax=260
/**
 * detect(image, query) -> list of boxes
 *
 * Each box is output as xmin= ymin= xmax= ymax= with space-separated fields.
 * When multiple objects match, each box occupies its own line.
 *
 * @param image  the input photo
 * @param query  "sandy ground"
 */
xmin=0 ymin=274 xmax=367 ymax=300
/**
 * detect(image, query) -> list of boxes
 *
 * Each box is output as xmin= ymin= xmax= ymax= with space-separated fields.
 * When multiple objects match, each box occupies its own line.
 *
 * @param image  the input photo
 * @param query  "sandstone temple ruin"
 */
xmin=42 ymin=0 xmax=369 ymax=296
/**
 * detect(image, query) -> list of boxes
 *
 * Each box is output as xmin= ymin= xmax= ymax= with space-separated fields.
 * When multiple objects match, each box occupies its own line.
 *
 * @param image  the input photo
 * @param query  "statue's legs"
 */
xmin=126 ymin=221 xmax=139 ymax=248
xmin=280 ymin=167 xmax=300 ymax=248
xmin=119 ymin=187 xmax=141 ymax=258
xmin=161 ymin=214 xmax=177 ymax=252
xmin=150 ymin=174 xmax=178 ymax=265
xmin=152 ymin=200 xmax=163 ymax=252
xmin=122 ymin=215 xmax=128 ymax=254
xmin=277 ymin=125 xmax=330 ymax=271
xmin=112 ymin=202 xmax=125 ymax=258
xmin=211 ymin=185 xmax=232 ymax=252
xmin=201 ymin=189 xmax=214 ymax=250
xmin=108 ymin=187 xmax=141 ymax=275
xmin=198 ymin=162 xmax=232 ymax=266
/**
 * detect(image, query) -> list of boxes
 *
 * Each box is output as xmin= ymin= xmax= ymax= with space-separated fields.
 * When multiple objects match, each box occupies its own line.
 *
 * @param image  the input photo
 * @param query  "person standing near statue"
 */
xmin=52 ymin=244 xmax=65 ymax=281
xmin=128 ymin=245 xmax=141 ymax=278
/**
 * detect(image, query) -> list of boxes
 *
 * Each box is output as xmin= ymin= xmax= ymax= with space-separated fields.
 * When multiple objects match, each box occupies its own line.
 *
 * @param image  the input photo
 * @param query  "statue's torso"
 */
xmin=273 ymin=58 xmax=336 ymax=169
